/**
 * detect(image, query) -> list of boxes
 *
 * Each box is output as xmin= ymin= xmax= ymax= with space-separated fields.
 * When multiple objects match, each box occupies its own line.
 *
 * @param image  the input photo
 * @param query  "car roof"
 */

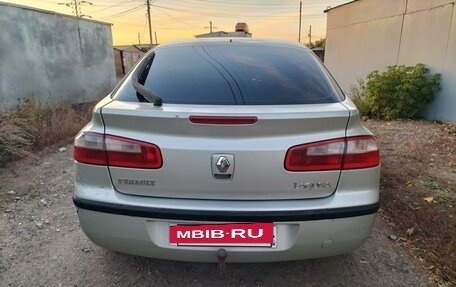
xmin=154 ymin=38 xmax=312 ymax=51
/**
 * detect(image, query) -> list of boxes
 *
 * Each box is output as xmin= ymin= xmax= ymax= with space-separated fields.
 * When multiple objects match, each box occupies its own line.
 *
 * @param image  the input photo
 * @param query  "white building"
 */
xmin=324 ymin=0 xmax=456 ymax=121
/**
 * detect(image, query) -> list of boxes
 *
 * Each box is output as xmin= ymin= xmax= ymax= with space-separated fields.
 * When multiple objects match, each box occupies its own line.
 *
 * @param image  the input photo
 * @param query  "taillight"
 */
xmin=343 ymin=136 xmax=380 ymax=169
xmin=74 ymin=132 xmax=107 ymax=165
xmin=285 ymin=136 xmax=379 ymax=171
xmin=74 ymin=132 xmax=162 ymax=169
xmin=285 ymin=138 xmax=345 ymax=171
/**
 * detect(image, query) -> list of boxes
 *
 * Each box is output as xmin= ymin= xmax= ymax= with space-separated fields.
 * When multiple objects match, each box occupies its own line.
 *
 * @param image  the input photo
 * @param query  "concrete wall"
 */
xmin=0 ymin=2 xmax=116 ymax=109
xmin=325 ymin=0 xmax=456 ymax=120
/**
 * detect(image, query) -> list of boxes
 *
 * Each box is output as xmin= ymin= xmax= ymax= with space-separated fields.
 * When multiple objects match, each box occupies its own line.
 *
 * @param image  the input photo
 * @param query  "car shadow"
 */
xmin=100 ymin=250 xmax=369 ymax=286
xmin=94 ymin=218 xmax=431 ymax=287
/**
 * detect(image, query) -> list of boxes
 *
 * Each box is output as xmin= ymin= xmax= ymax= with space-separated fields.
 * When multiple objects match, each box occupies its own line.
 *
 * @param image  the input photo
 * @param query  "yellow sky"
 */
xmin=3 ymin=0 xmax=349 ymax=45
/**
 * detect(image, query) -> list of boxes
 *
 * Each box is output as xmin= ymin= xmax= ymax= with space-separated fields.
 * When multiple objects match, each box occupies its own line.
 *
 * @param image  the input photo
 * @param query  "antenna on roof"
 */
xmin=204 ymin=21 xmax=218 ymax=33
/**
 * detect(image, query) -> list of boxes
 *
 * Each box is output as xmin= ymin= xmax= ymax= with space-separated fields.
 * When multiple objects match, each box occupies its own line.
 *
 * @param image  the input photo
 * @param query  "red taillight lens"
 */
xmin=105 ymin=134 xmax=162 ymax=169
xmin=285 ymin=138 xmax=345 ymax=171
xmin=284 ymin=136 xmax=379 ymax=171
xmin=74 ymin=132 xmax=107 ymax=165
xmin=343 ymin=136 xmax=380 ymax=169
xmin=74 ymin=132 xmax=162 ymax=169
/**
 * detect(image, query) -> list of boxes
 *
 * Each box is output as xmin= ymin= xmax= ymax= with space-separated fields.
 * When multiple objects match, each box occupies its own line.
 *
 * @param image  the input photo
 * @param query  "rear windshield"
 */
xmin=114 ymin=43 xmax=342 ymax=105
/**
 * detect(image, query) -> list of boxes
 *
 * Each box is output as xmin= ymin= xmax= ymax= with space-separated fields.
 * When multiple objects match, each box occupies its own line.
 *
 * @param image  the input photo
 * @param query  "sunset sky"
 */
xmin=3 ymin=0 xmax=348 ymax=45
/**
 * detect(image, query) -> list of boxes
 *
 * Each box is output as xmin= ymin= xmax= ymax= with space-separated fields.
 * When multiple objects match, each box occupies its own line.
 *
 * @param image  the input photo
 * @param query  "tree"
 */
xmin=305 ymin=38 xmax=325 ymax=49
xmin=314 ymin=38 xmax=326 ymax=48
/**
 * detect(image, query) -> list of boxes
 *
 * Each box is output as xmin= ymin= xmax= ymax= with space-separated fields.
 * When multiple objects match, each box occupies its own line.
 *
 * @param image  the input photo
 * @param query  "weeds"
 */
xmin=424 ymin=179 xmax=443 ymax=192
xmin=443 ymin=123 xmax=456 ymax=136
xmin=0 ymin=116 xmax=35 ymax=166
xmin=0 ymin=99 xmax=94 ymax=166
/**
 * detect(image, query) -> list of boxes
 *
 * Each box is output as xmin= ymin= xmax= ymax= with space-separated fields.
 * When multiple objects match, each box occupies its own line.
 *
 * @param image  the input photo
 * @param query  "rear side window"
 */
xmin=114 ymin=43 xmax=342 ymax=105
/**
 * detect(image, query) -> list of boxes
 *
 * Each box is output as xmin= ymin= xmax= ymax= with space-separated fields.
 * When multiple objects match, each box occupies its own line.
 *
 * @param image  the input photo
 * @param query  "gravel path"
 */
xmin=0 ymin=144 xmax=433 ymax=287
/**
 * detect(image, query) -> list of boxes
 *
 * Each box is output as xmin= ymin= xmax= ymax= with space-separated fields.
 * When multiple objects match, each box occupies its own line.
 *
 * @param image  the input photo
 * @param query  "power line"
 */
xmin=151 ymin=4 xmax=321 ymax=19
xmin=95 ymin=0 xmax=341 ymax=44
xmin=58 ymin=0 xmax=93 ymax=18
xmin=111 ymin=21 xmax=144 ymax=26
xmin=161 ymin=0 xmax=296 ymax=11
xmin=169 ymin=0 xmax=342 ymax=7
xmin=99 ymin=4 xmax=145 ymax=20
xmin=142 ymin=16 xmax=148 ymax=37
xmin=176 ymin=0 xmax=317 ymax=6
xmin=154 ymin=6 xmax=198 ymax=27
xmin=90 ymin=0 xmax=141 ymax=14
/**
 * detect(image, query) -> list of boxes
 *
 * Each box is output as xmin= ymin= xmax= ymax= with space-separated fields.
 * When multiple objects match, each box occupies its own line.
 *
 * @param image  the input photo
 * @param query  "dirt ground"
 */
xmin=0 ymin=142 xmax=435 ymax=287
xmin=364 ymin=120 xmax=456 ymax=285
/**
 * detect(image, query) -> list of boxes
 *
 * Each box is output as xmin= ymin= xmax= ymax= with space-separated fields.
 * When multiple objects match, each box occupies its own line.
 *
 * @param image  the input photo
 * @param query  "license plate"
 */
xmin=170 ymin=223 xmax=276 ymax=247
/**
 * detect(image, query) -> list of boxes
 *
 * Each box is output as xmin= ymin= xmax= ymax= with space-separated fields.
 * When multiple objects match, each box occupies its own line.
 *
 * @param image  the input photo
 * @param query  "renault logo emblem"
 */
xmin=216 ymin=156 xmax=230 ymax=173
xmin=212 ymin=154 xmax=234 ymax=180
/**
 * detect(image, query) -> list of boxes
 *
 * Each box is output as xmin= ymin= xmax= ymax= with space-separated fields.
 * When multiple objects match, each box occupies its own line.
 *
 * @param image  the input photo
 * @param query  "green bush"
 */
xmin=350 ymin=64 xmax=440 ymax=120
xmin=349 ymin=79 xmax=371 ymax=117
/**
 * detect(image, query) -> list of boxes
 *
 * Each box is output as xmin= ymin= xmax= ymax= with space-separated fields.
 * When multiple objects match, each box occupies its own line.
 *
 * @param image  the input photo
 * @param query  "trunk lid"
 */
xmin=101 ymin=100 xmax=350 ymax=200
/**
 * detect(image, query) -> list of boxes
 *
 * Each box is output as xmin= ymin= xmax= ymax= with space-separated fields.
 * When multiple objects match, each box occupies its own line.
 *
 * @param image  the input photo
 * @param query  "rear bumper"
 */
xmin=74 ymin=197 xmax=378 ymax=263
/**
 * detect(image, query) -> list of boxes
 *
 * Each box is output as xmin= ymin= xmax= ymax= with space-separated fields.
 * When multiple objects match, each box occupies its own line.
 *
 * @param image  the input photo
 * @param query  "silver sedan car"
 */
xmin=73 ymin=38 xmax=380 ymax=263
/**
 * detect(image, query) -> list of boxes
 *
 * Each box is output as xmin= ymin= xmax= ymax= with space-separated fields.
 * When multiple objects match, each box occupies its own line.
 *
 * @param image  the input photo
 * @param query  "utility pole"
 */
xmin=74 ymin=0 xmax=79 ymax=17
xmin=205 ymin=21 xmax=217 ymax=34
xmin=146 ymin=0 xmax=153 ymax=48
xmin=298 ymin=1 xmax=302 ymax=43
xmin=138 ymin=32 xmax=141 ymax=45
xmin=154 ymin=31 xmax=158 ymax=45
xmin=308 ymin=25 xmax=312 ymax=46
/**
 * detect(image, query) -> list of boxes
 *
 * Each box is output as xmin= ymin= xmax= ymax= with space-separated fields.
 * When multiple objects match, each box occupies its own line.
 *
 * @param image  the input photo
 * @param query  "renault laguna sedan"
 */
xmin=73 ymin=38 xmax=380 ymax=263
